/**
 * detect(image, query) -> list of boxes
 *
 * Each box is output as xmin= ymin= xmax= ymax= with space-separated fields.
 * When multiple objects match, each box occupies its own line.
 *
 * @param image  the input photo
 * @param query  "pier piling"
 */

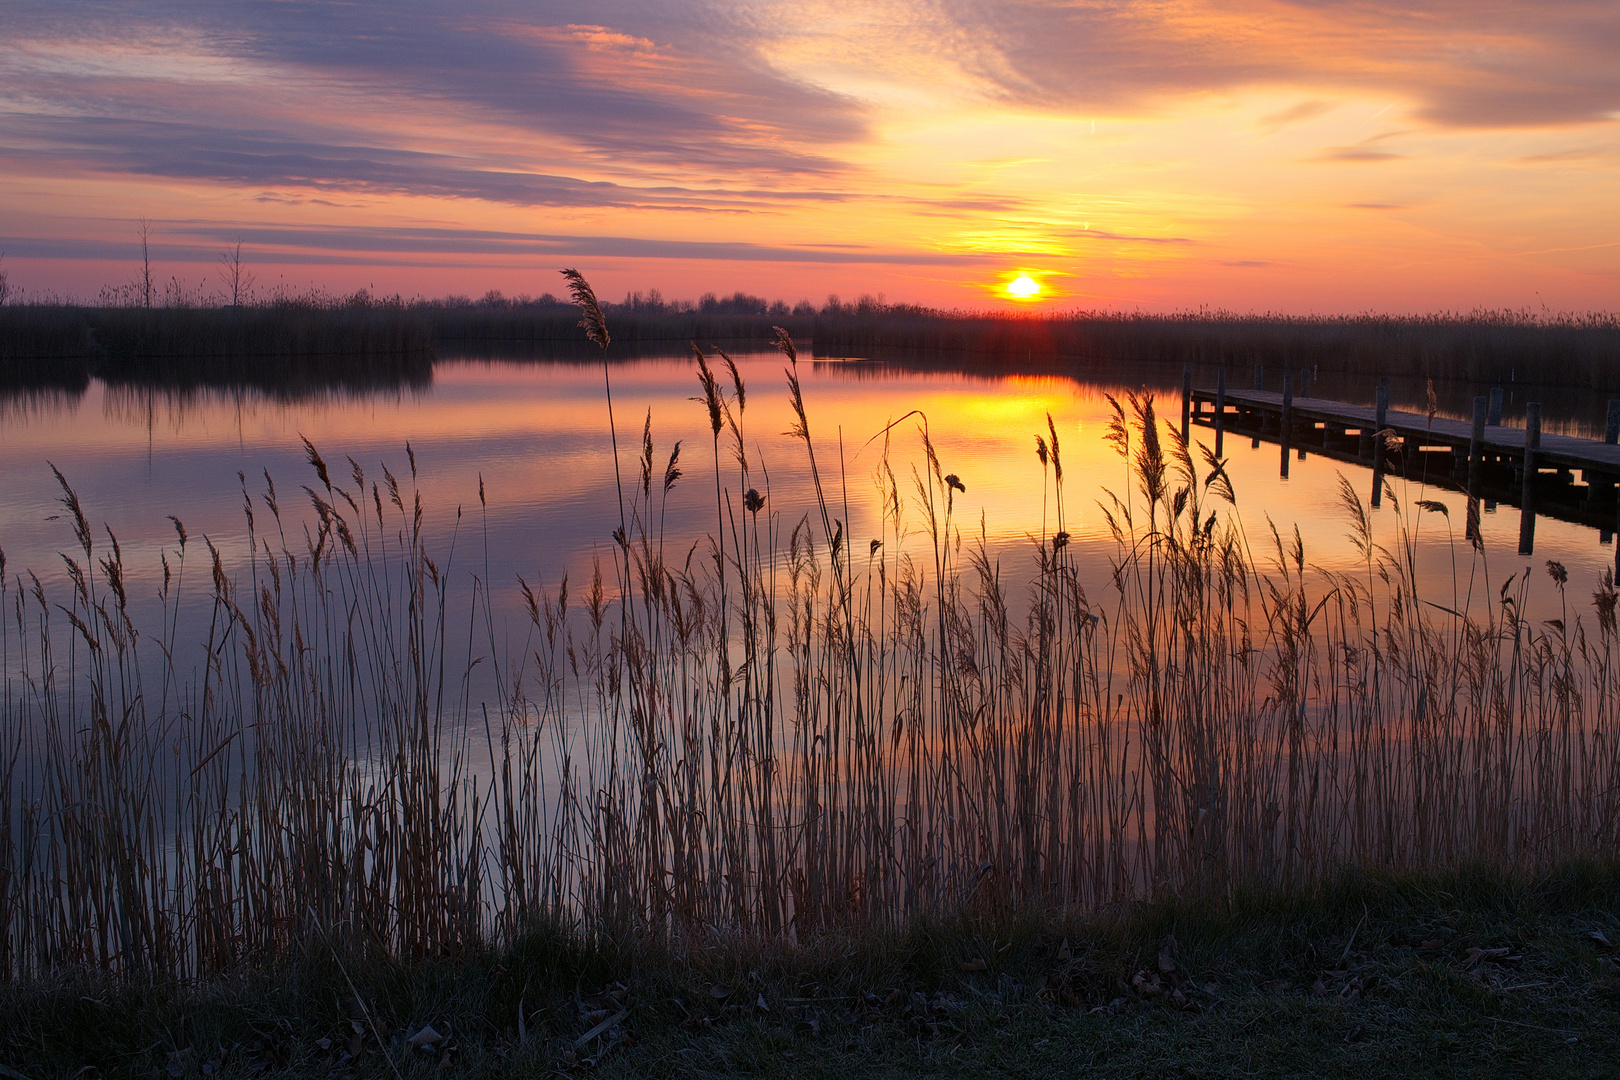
xmin=1467 ymin=396 xmax=1486 ymax=544
xmin=1182 ymin=364 xmax=1193 ymax=440
xmin=1519 ymin=403 xmax=1542 ymax=555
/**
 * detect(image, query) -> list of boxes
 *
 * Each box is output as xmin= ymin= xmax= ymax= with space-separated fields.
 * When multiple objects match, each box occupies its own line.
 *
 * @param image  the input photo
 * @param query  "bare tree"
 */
xmin=137 ymin=218 xmax=154 ymax=308
xmin=217 ymin=242 xmax=256 ymax=308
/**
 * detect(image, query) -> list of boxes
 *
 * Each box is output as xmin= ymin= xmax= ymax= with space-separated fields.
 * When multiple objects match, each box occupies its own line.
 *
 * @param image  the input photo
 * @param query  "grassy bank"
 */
xmin=4 ymin=863 xmax=1618 ymax=1078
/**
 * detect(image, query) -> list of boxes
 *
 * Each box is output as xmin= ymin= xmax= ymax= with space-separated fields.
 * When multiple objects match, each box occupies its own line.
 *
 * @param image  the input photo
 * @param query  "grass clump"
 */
xmin=3 ymin=863 xmax=1618 ymax=1078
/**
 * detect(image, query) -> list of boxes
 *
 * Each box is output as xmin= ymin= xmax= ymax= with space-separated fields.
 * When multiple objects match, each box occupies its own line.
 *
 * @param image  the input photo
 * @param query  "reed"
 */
xmin=0 ymin=302 xmax=432 ymax=393
xmin=7 ymin=294 xmax=1618 ymax=390
xmin=809 ymin=307 xmax=1620 ymax=389
xmin=2 ymin=278 xmax=1618 ymax=983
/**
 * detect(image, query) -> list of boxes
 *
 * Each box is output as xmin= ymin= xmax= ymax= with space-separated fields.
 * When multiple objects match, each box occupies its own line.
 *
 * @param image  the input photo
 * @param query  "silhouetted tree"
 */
xmin=137 ymin=218 xmax=154 ymax=309
xmin=217 ymin=242 xmax=257 ymax=307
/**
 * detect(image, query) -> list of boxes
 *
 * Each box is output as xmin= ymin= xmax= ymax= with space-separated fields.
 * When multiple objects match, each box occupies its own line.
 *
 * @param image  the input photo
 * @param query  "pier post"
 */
xmin=1280 ymin=373 xmax=1293 ymax=478
xmin=1467 ymin=396 xmax=1486 ymax=544
xmin=1215 ymin=367 xmax=1227 ymax=457
xmin=1300 ymin=368 xmax=1311 ymax=398
xmin=1485 ymin=388 xmax=1501 ymax=512
xmin=1373 ymin=380 xmax=1386 ymax=511
xmin=1367 ymin=378 xmax=1393 ymax=505
xmin=1254 ymin=363 xmax=1264 ymax=392
xmin=1518 ymin=402 xmax=1541 ymax=556
xmin=1605 ymin=399 xmax=1620 ymax=445
xmin=1182 ymin=364 xmax=1193 ymax=440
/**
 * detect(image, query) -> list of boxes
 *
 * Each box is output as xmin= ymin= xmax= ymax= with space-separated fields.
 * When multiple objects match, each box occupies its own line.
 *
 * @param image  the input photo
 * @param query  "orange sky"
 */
xmin=2 ymin=1 xmax=1618 ymax=312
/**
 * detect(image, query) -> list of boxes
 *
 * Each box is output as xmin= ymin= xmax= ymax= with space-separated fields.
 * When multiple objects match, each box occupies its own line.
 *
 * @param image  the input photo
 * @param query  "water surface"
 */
xmin=1 ymin=350 xmax=1614 ymax=651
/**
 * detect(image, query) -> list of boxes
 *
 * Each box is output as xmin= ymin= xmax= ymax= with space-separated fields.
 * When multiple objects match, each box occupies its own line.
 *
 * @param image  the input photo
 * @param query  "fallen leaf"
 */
xmin=1056 ymin=938 xmax=1072 ymax=963
xmin=1590 ymin=930 xmax=1614 ymax=950
xmin=348 ymin=1030 xmax=364 ymax=1057
xmin=314 ymin=1038 xmax=332 ymax=1052
xmin=1418 ymin=938 xmax=1446 ymax=952
xmin=1159 ymin=935 xmax=1179 ymax=973
xmin=755 ymin=993 xmax=770 ymax=1013
xmin=1465 ymin=946 xmax=1512 ymax=966
xmin=1130 ymin=970 xmax=1163 ymax=998
xmin=407 ymin=1026 xmax=443 ymax=1050
xmin=709 ymin=984 xmax=733 ymax=1000
xmin=960 ymin=958 xmax=987 ymax=972
xmin=574 ymin=1008 xmax=628 ymax=1048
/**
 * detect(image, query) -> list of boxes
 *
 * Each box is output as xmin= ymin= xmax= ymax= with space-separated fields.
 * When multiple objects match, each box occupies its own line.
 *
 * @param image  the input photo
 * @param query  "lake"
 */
xmin=5 ymin=344 xmax=1620 ymax=970
xmin=1 ymin=348 xmax=1614 ymax=639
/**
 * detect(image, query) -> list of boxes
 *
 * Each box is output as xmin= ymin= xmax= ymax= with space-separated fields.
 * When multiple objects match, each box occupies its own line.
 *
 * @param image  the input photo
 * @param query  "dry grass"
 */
xmin=2 ymin=277 xmax=1619 ymax=984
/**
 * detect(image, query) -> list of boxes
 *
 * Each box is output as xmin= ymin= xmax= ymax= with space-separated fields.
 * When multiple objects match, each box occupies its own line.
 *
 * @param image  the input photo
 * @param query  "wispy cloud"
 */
xmin=1 ymin=0 xmax=1616 ymax=309
xmin=0 ymin=115 xmax=851 ymax=210
xmin=1257 ymin=101 xmax=1335 ymax=130
xmin=4 ymin=222 xmax=995 ymax=267
xmin=1317 ymin=147 xmax=1405 ymax=163
xmin=899 ymin=0 xmax=1620 ymax=129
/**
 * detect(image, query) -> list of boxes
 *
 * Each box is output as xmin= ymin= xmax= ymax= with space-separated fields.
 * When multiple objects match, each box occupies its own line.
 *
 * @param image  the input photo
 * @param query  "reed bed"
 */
xmin=2 ymin=279 xmax=1618 ymax=984
xmin=9 ymin=296 xmax=1619 ymax=389
xmin=812 ymin=307 xmax=1620 ymax=388
xmin=0 ymin=303 xmax=431 ymax=393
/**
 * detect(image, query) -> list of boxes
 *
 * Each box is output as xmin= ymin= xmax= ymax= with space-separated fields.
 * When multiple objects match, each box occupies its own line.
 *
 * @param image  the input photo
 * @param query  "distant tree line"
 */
xmin=1 ymin=226 xmax=1618 ymax=390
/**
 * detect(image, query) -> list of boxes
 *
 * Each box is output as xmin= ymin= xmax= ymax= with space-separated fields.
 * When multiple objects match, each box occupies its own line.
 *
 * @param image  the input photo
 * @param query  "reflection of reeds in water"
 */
xmin=3 ymin=291 xmax=1619 ymax=981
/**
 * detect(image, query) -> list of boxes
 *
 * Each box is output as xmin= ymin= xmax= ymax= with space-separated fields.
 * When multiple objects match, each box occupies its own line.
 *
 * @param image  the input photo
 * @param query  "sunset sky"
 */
xmin=3 ymin=1 xmax=1617 ymax=312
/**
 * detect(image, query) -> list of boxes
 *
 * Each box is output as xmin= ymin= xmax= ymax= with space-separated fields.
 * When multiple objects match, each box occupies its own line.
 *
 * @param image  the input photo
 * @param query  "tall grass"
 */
xmin=811 ymin=307 xmax=1620 ymax=389
xmin=2 ymin=283 xmax=1618 ymax=982
xmin=8 ymin=297 xmax=1619 ymax=390
xmin=0 ymin=302 xmax=431 ymax=393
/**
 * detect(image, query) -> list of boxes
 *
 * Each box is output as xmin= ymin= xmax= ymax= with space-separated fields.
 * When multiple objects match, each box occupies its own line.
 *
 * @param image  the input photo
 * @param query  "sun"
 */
xmin=1005 ymin=274 xmax=1042 ymax=300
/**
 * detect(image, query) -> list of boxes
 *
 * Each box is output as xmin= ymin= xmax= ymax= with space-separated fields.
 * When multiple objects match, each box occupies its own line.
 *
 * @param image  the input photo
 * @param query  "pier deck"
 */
xmin=1185 ymin=383 xmax=1620 ymax=554
xmin=1191 ymin=388 xmax=1620 ymax=479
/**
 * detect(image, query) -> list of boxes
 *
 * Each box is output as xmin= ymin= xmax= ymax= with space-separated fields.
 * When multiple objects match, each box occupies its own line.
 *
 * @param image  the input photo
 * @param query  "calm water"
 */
xmin=1 ymin=350 xmax=1615 ymax=647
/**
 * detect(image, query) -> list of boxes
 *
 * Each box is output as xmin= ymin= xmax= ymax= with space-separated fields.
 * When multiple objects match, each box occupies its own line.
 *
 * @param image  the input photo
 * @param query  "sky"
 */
xmin=2 ymin=1 xmax=1618 ymax=312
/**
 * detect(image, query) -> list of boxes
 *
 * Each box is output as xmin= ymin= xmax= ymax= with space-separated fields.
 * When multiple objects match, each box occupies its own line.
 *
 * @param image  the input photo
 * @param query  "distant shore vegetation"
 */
xmin=3 ymin=254 xmax=1620 ymax=390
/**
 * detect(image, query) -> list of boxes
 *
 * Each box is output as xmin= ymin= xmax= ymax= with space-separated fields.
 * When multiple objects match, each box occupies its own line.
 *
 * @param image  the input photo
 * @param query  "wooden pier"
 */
xmin=1183 ymin=374 xmax=1620 ymax=557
